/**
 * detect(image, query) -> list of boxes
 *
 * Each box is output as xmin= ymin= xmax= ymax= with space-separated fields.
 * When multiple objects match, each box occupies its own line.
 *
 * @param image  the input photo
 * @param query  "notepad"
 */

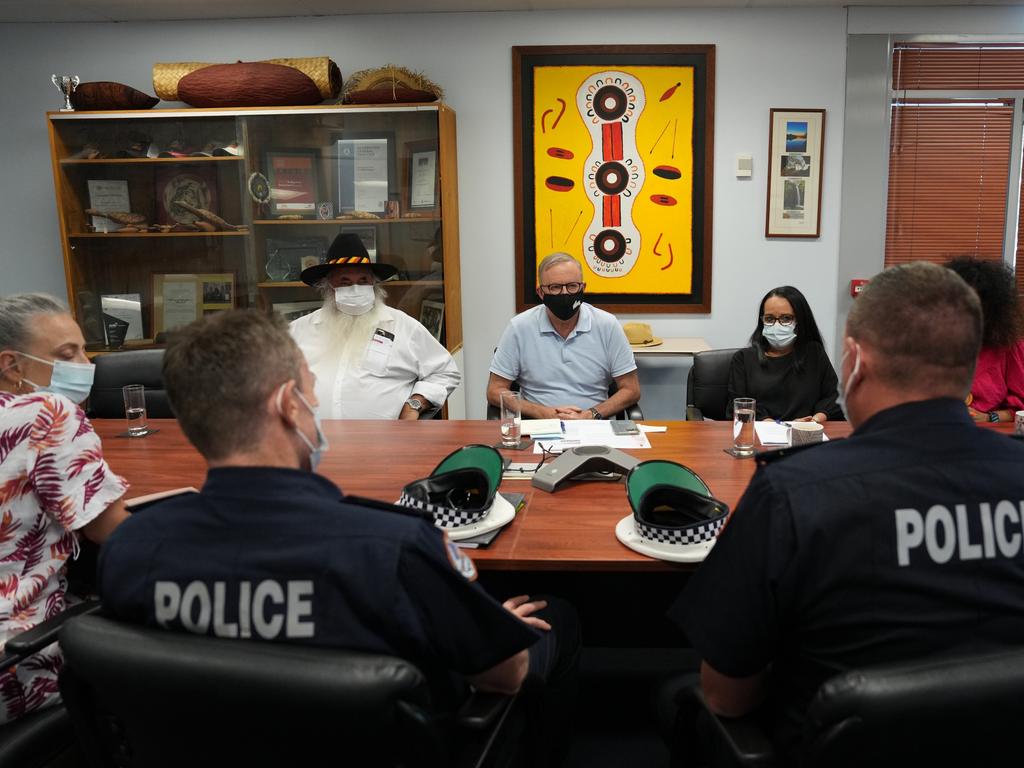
xmin=521 ymin=419 xmax=562 ymax=436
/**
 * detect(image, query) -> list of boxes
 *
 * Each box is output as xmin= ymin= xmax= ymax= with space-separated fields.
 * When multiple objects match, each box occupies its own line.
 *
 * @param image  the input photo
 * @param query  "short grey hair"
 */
xmin=537 ymin=252 xmax=583 ymax=283
xmin=0 ymin=293 xmax=67 ymax=351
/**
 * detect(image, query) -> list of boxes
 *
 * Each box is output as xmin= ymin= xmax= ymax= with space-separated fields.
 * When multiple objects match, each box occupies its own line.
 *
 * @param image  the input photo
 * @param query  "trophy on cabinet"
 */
xmin=51 ymin=74 xmax=80 ymax=112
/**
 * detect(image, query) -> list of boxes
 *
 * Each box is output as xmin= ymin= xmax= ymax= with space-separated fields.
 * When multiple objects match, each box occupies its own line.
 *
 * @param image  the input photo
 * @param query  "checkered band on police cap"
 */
xmin=396 ymin=492 xmax=490 ymax=529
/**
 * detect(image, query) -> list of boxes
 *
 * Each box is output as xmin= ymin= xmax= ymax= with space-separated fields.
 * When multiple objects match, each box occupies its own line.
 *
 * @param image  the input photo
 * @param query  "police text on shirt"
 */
xmin=154 ymin=580 xmax=315 ymax=639
xmin=896 ymin=501 xmax=1024 ymax=566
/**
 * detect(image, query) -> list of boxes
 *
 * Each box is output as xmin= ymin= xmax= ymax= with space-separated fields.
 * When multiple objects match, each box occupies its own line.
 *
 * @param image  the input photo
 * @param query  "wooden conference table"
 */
xmin=95 ymin=419 xmax=854 ymax=573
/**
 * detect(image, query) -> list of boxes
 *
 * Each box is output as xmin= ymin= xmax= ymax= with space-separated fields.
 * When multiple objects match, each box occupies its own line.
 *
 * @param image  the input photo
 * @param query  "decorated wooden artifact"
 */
xmin=342 ymin=64 xmax=443 ymax=104
xmin=152 ymin=57 xmax=341 ymax=107
xmin=70 ymin=82 xmax=159 ymax=110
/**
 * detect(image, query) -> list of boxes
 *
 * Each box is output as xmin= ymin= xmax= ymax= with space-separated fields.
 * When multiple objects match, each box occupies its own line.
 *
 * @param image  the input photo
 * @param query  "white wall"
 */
xmin=0 ymin=8 xmax=849 ymax=417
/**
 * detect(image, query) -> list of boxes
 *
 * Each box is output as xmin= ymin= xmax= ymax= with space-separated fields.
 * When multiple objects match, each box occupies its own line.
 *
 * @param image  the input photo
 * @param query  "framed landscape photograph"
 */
xmin=265 ymin=149 xmax=319 ymax=218
xmin=512 ymin=44 xmax=715 ymax=313
xmin=765 ymin=108 xmax=825 ymax=238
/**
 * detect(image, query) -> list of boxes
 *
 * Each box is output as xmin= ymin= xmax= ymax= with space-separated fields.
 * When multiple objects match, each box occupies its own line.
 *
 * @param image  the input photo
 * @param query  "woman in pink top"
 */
xmin=0 ymin=294 xmax=128 ymax=723
xmin=946 ymin=257 xmax=1024 ymax=423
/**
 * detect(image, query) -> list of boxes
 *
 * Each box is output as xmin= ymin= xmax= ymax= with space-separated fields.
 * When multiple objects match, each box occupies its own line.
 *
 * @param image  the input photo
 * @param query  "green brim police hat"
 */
xmin=397 ymin=445 xmax=504 ymax=529
xmin=299 ymin=232 xmax=398 ymax=285
xmin=626 ymin=460 xmax=729 ymax=546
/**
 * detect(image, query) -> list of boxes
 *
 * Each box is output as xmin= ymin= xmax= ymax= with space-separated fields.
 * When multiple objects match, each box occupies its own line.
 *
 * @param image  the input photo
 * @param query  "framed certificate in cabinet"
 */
xmin=265 ymin=150 xmax=319 ymax=217
xmin=153 ymin=272 xmax=236 ymax=334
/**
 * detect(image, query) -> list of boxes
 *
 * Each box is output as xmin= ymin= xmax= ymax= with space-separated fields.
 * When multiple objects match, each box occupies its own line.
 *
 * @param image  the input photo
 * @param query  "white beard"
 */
xmin=321 ymin=295 xmax=387 ymax=369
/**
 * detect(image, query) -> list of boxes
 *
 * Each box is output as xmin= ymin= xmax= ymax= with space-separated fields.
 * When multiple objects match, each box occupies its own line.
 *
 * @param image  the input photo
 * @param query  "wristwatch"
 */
xmin=989 ymin=411 xmax=1000 ymax=423
xmin=589 ymin=407 xmax=603 ymax=420
xmin=405 ymin=397 xmax=425 ymax=414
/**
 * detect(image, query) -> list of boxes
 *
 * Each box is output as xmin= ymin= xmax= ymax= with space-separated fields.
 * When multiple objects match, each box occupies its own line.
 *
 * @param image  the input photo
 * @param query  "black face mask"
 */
xmin=543 ymin=290 xmax=583 ymax=321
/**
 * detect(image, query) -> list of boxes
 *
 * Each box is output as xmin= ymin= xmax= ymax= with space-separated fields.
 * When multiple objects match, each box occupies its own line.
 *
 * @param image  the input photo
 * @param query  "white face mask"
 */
xmin=275 ymin=384 xmax=328 ymax=472
xmin=334 ymin=285 xmax=375 ymax=316
xmin=838 ymin=341 xmax=862 ymax=422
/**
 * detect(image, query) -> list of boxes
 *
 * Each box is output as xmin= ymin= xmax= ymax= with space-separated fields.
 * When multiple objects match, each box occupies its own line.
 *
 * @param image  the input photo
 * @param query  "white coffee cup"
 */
xmin=790 ymin=421 xmax=824 ymax=446
xmin=1015 ymin=410 xmax=1024 ymax=437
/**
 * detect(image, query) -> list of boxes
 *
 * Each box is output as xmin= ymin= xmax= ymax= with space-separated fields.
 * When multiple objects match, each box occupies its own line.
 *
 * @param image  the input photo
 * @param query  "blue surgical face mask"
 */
xmin=762 ymin=322 xmax=797 ymax=350
xmin=18 ymin=352 xmax=95 ymax=404
xmin=276 ymin=384 xmax=328 ymax=472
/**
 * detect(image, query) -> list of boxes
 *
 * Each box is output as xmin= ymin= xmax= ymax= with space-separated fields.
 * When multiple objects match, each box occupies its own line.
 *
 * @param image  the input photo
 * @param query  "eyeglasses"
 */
xmin=762 ymin=314 xmax=796 ymax=326
xmin=540 ymin=282 xmax=584 ymax=295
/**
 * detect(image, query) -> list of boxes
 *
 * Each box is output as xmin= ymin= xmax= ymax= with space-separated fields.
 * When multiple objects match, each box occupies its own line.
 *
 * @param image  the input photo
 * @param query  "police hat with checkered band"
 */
xmin=299 ymin=232 xmax=398 ymax=285
xmin=396 ymin=445 xmax=504 ymax=529
xmin=626 ymin=460 xmax=729 ymax=547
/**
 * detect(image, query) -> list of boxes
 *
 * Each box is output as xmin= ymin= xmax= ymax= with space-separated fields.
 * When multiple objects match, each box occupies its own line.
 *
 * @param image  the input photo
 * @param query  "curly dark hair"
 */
xmin=748 ymin=285 xmax=826 ymax=370
xmin=944 ymin=257 xmax=1022 ymax=348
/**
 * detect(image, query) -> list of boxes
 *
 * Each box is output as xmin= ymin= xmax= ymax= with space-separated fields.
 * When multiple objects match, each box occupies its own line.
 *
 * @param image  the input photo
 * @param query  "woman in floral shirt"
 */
xmin=0 ymin=294 xmax=128 ymax=723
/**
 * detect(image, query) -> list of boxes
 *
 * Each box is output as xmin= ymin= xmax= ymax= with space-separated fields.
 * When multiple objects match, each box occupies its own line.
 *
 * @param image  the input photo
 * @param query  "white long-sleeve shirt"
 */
xmin=290 ymin=305 xmax=460 ymax=419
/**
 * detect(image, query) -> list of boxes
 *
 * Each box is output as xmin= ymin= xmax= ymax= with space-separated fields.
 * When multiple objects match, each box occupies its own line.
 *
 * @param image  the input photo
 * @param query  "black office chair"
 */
xmin=89 ymin=349 xmax=174 ymax=418
xmin=685 ymin=348 xmax=739 ymax=421
xmin=59 ymin=614 xmax=520 ymax=768
xmin=0 ymin=600 xmax=100 ymax=768
xmin=486 ymin=379 xmax=644 ymax=421
xmin=675 ymin=647 xmax=1024 ymax=767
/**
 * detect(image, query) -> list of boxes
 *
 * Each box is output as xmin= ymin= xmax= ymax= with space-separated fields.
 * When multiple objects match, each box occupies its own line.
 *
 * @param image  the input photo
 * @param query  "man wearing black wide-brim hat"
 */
xmin=290 ymin=233 xmax=460 ymax=419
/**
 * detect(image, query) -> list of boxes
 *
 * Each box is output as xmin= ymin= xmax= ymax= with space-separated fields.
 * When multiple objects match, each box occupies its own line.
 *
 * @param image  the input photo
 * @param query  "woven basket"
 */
xmin=153 ymin=57 xmax=341 ymax=102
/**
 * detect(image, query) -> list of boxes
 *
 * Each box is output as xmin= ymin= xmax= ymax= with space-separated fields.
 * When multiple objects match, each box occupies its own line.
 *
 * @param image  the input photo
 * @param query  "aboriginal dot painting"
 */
xmin=515 ymin=47 xmax=714 ymax=313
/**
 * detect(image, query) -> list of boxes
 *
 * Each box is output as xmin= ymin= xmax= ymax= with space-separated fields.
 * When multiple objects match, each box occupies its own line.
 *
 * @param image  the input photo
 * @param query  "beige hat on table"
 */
xmin=623 ymin=322 xmax=663 ymax=348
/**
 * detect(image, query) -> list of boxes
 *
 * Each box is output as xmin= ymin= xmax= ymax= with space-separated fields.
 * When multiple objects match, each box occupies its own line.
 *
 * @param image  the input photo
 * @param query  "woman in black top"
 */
xmin=727 ymin=285 xmax=842 ymax=422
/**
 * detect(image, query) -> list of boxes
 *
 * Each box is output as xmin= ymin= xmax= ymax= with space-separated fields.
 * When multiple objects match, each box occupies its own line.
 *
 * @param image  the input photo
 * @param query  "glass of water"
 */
xmin=123 ymin=384 xmax=148 ymax=438
xmin=499 ymin=390 xmax=522 ymax=448
xmin=733 ymin=397 xmax=756 ymax=456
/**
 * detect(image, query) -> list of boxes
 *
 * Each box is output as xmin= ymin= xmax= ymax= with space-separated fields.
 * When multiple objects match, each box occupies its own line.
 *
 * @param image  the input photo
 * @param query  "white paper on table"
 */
xmin=638 ymin=424 xmax=668 ymax=433
xmin=521 ymin=419 xmax=562 ymax=436
xmin=754 ymin=421 xmax=790 ymax=446
xmin=754 ymin=421 xmax=831 ymax=447
xmin=533 ymin=420 xmax=651 ymax=452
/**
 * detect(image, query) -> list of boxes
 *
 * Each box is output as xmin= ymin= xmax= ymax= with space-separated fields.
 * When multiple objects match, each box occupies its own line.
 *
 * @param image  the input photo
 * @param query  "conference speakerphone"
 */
xmin=531 ymin=445 xmax=640 ymax=493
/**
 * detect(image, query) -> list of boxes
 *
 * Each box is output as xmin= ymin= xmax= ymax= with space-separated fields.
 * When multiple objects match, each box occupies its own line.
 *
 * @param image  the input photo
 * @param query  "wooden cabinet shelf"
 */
xmin=258 ymin=279 xmax=443 ymax=289
xmin=253 ymin=217 xmax=441 ymax=226
xmin=48 ymin=104 xmax=462 ymax=360
xmin=70 ymin=231 xmax=249 ymax=239
xmin=60 ymin=156 xmax=244 ymax=166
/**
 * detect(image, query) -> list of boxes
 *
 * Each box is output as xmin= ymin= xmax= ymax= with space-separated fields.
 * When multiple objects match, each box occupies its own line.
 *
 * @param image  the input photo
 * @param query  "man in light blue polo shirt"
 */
xmin=487 ymin=252 xmax=640 ymax=420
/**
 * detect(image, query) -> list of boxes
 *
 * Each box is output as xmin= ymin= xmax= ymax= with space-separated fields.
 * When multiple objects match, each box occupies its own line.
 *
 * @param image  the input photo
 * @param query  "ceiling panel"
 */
xmin=0 ymin=0 xmax=1000 ymax=23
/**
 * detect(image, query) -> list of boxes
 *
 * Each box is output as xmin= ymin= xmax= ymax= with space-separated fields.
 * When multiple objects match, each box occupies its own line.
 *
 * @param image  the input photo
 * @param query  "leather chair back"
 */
xmin=59 ymin=614 xmax=447 ymax=767
xmin=89 ymin=349 xmax=174 ymax=418
xmin=804 ymin=648 xmax=1024 ymax=767
xmin=686 ymin=348 xmax=739 ymax=421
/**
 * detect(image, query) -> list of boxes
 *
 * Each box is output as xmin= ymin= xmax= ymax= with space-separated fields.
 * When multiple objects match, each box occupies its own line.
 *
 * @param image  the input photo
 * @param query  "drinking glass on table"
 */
xmin=732 ymin=397 xmax=756 ymax=456
xmin=499 ymin=390 xmax=522 ymax=448
xmin=123 ymin=384 xmax=148 ymax=437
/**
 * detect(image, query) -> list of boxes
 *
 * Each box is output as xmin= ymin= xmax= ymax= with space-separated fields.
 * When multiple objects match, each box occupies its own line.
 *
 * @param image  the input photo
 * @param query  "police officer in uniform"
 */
xmin=99 ymin=310 xmax=578 ymax=761
xmin=666 ymin=262 xmax=1024 ymax=763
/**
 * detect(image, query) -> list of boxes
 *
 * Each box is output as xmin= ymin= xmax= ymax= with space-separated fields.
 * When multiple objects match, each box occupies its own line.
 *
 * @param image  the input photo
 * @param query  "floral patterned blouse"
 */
xmin=0 ymin=391 xmax=127 ymax=723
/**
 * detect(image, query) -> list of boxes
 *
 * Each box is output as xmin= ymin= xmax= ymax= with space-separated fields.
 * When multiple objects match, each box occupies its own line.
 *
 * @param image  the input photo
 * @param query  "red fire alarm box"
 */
xmin=850 ymin=279 xmax=869 ymax=297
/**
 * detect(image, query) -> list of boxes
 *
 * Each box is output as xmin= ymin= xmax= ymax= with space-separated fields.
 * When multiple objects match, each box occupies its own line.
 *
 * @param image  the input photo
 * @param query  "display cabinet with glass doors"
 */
xmin=46 ymin=104 xmax=462 ymax=360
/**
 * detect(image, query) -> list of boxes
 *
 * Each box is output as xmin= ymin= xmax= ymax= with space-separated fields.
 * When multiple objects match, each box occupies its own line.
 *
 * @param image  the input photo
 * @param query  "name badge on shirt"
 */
xmin=363 ymin=328 xmax=395 ymax=376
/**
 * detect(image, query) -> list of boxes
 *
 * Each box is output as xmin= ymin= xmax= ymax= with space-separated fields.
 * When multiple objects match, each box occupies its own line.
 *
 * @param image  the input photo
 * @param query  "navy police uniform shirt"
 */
xmin=99 ymin=467 xmax=540 ymax=698
xmin=670 ymin=398 xmax=1024 ymax=759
